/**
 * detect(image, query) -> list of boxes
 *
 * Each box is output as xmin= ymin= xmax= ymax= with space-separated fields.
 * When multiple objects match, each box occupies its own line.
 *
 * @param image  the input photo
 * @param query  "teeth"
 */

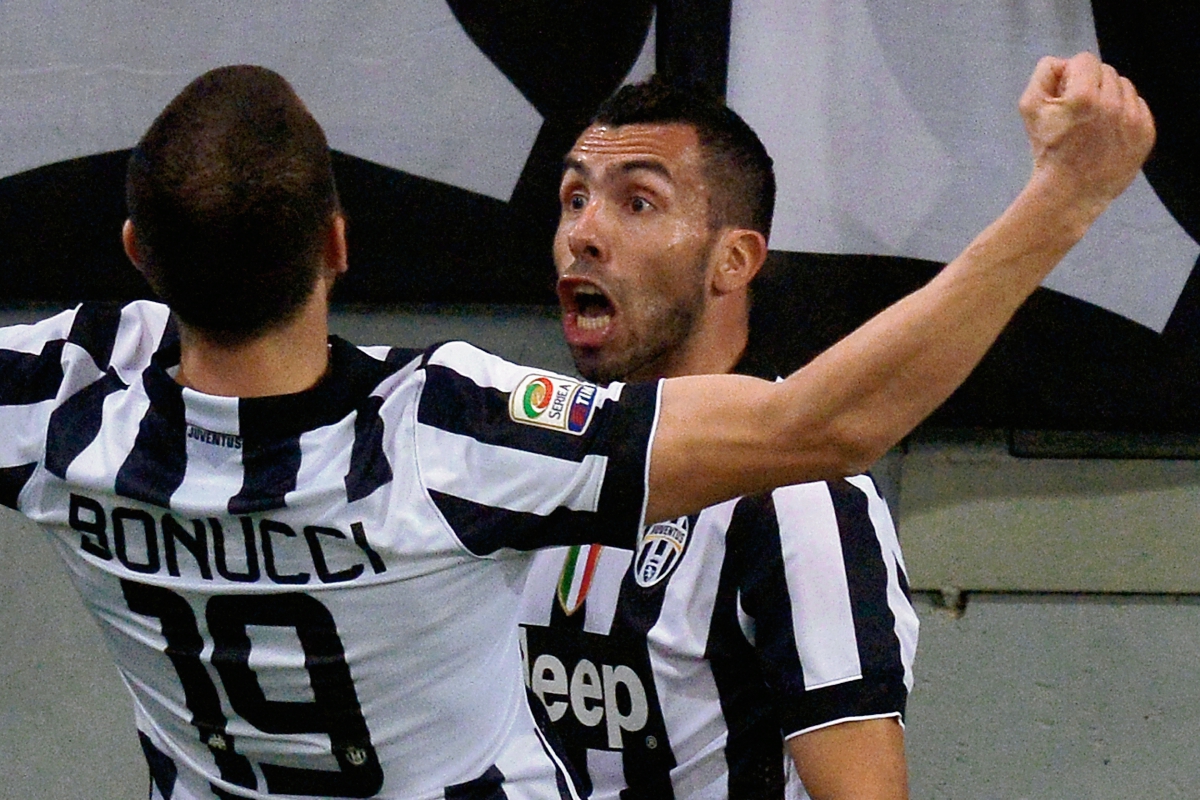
xmin=575 ymin=285 xmax=603 ymax=297
xmin=576 ymin=314 xmax=611 ymax=331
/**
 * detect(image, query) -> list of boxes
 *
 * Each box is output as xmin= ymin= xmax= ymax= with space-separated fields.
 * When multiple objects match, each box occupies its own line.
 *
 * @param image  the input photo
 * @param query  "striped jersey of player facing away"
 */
xmin=0 ymin=300 xmax=665 ymax=799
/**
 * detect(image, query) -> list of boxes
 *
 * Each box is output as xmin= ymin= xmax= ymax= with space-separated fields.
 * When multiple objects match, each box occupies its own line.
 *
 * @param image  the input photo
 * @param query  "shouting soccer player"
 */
xmin=519 ymin=77 xmax=917 ymax=799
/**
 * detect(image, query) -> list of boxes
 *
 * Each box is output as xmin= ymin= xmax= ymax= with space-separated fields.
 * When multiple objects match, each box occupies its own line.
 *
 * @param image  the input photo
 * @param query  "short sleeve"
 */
xmin=731 ymin=476 xmax=916 ymax=737
xmin=413 ymin=341 xmax=661 ymax=555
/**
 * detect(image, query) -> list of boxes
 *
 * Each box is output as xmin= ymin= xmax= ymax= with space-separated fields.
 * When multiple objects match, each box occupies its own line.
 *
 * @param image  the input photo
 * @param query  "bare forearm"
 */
xmin=775 ymin=173 xmax=1094 ymax=472
xmin=649 ymin=176 xmax=1101 ymax=521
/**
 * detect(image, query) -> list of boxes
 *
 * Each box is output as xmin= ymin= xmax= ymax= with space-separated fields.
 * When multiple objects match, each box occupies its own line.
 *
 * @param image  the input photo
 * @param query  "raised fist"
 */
xmin=1018 ymin=52 xmax=1156 ymax=217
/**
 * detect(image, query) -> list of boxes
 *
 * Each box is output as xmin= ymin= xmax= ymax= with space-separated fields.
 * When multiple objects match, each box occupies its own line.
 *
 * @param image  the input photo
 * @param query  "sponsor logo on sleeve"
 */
xmin=509 ymin=374 xmax=598 ymax=435
xmin=633 ymin=517 xmax=690 ymax=588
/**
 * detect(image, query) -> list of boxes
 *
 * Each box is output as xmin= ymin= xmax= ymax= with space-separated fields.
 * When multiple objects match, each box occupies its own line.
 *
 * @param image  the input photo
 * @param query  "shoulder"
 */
xmin=419 ymin=340 xmax=580 ymax=396
xmin=413 ymin=341 xmax=645 ymax=435
xmin=0 ymin=300 xmax=172 ymax=373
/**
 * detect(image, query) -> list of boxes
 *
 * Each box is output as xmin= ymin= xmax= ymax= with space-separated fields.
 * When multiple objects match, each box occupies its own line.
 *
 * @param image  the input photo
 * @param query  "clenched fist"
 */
xmin=1019 ymin=52 xmax=1156 ymax=225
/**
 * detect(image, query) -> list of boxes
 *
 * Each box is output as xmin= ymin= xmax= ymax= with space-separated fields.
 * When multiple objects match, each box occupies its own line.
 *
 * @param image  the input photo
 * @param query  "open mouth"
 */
xmin=573 ymin=285 xmax=613 ymax=330
xmin=558 ymin=278 xmax=616 ymax=345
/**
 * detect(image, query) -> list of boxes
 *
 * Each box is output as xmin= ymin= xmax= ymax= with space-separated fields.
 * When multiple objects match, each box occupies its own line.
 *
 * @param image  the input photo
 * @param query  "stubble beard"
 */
xmin=574 ymin=266 xmax=708 ymax=386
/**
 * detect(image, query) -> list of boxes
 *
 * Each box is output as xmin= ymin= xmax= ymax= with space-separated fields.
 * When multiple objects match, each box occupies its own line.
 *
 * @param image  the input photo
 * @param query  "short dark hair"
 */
xmin=126 ymin=65 xmax=339 ymax=343
xmin=592 ymin=76 xmax=775 ymax=240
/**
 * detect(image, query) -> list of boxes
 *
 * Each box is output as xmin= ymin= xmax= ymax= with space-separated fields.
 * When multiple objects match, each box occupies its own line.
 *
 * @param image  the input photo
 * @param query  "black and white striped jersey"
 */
xmin=0 ymin=300 xmax=661 ymax=800
xmin=519 ymin=475 xmax=918 ymax=799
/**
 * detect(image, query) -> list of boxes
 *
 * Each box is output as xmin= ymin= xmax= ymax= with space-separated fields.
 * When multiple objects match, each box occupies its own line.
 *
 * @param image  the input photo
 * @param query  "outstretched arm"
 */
xmin=646 ymin=53 xmax=1155 ymax=523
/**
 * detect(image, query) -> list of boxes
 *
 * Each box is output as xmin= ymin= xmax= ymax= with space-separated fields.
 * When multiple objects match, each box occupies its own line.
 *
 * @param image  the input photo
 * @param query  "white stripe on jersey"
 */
xmin=774 ymin=483 xmax=864 ymax=690
xmin=181 ymin=387 xmax=239 ymax=434
xmin=358 ymin=344 xmax=396 ymax=362
xmin=583 ymin=748 xmax=625 ymax=799
xmin=650 ymin=500 xmax=738 ymax=781
xmin=63 ymin=383 xmax=151 ymax=490
xmin=287 ymin=417 xmax=358 ymax=510
xmin=425 ymin=340 xmax=577 ymax=394
xmin=113 ymin=301 xmax=172 ymax=382
xmin=0 ymin=305 xmax=76 ymax=355
xmin=171 ymin=390 xmax=242 ymax=516
xmin=0 ymin=400 xmax=55 ymax=467
xmin=417 ymin=424 xmax=608 ymax=516
xmin=518 ymin=546 xmax=633 ymax=636
xmin=490 ymin=708 xmax=584 ymax=800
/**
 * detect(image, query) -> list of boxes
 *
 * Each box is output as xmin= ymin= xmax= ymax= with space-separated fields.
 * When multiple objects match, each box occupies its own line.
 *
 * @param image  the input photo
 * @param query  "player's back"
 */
xmin=4 ymin=300 xmax=633 ymax=799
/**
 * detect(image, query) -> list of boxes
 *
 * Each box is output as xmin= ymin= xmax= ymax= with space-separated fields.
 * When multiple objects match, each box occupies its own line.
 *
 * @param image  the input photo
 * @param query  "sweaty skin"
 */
xmin=554 ymin=124 xmax=737 ymax=384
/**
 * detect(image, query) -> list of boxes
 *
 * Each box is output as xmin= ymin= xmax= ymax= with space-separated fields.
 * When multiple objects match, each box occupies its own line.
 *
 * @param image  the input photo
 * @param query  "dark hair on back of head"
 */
xmin=126 ymin=65 xmax=339 ymax=344
xmin=592 ymin=76 xmax=775 ymax=240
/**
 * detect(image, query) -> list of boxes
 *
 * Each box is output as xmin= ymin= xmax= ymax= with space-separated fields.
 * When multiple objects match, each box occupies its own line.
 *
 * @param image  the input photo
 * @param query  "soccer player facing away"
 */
xmin=0 ymin=53 xmax=1152 ymax=798
xmin=519 ymin=78 xmax=917 ymax=799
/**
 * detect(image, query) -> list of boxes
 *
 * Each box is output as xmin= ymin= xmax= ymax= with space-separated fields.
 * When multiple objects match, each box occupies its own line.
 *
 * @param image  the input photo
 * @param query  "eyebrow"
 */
xmin=562 ymin=156 xmax=673 ymax=182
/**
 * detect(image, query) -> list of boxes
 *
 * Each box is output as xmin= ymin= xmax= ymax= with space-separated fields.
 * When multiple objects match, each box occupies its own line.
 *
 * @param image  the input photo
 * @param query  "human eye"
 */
xmin=561 ymin=188 xmax=587 ymax=212
xmin=629 ymin=195 xmax=653 ymax=213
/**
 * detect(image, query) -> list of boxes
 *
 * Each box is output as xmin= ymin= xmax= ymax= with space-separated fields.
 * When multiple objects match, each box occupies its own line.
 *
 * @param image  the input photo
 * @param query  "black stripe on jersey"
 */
xmin=707 ymin=495 xmax=787 ymax=798
xmin=115 ymin=367 xmax=185 ymax=509
xmin=384 ymin=346 xmax=424 ymax=368
xmin=733 ymin=492 xmax=809 ymax=727
xmin=46 ymin=368 xmax=129 ymax=479
xmin=589 ymin=382 xmax=658 ymax=548
xmin=229 ymin=427 xmax=301 ymax=515
xmin=829 ymin=479 xmax=906 ymax=697
xmin=0 ymin=462 xmax=36 ymax=509
xmin=794 ymin=674 xmax=906 ymax=732
xmin=137 ymin=734 xmax=176 ymax=796
xmin=138 ymin=731 xmax=179 ymax=799
xmin=429 ymin=490 xmax=636 ymax=555
xmin=158 ymin=313 xmax=180 ymax=353
xmin=345 ymin=394 xmax=392 ymax=503
xmin=445 ymin=765 xmax=507 ymax=800
xmin=0 ymin=338 xmax=65 ymax=404
xmin=66 ymin=302 xmax=123 ymax=369
xmin=604 ymin=534 xmax=679 ymax=798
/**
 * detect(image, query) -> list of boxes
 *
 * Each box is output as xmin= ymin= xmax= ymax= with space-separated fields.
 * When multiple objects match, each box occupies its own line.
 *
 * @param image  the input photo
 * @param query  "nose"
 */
xmin=565 ymin=199 xmax=608 ymax=263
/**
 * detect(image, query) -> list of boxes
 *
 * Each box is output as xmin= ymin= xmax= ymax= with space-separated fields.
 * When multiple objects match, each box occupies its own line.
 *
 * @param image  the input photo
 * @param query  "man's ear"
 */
xmin=324 ymin=213 xmax=348 ymax=277
xmin=122 ymin=219 xmax=145 ymax=273
xmin=711 ymin=228 xmax=768 ymax=295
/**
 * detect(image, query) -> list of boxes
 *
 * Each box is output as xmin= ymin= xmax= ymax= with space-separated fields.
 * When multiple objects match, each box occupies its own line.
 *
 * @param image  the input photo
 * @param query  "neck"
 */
xmin=653 ymin=302 xmax=749 ymax=380
xmin=175 ymin=290 xmax=331 ymax=397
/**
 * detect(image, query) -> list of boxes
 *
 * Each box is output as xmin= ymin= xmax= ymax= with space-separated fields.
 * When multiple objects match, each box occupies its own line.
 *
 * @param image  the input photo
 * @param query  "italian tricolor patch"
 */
xmin=556 ymin=544 xmax=603 ymax=616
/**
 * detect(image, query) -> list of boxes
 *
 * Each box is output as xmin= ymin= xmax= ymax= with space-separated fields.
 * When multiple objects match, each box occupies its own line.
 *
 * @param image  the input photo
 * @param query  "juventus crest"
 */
xmin=634 ymin=517 xmax=691 ymax=588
